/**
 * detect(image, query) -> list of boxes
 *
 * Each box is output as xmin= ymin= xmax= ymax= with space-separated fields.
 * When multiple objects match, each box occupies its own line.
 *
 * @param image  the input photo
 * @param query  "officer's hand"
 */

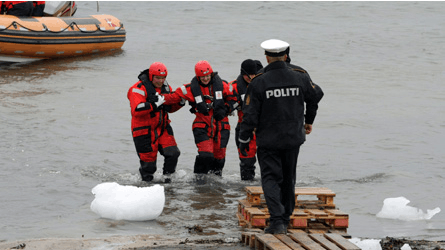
xmin=304 ymin=124 xmax=312 ymax=134
xmin=239 ymin=142 xmax=249 ymax=157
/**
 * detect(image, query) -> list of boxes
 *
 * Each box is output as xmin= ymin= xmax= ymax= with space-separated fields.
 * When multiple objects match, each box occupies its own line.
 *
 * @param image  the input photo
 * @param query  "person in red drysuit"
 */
xmin=127 ymin=62 xmax=183 ymax=183
xmin=229 ymin=59 xmax=263 ymax=181
xmin=162 ymin=60 xmax=238 ymax=178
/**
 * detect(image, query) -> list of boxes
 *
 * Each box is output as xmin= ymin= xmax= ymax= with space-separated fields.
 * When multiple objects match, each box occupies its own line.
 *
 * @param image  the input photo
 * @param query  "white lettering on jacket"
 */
xmin=265 ymin=87 xmax=299 ymax=99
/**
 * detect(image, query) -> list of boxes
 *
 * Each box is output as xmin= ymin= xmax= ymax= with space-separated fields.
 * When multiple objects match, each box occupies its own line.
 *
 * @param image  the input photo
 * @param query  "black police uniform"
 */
xmin=239 ymin=60 xmax=323 ymax=228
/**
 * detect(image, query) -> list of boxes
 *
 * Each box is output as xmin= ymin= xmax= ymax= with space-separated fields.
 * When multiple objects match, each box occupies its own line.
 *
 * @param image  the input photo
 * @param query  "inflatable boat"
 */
xmin=0 ymin=3 xmax=125 ymax=62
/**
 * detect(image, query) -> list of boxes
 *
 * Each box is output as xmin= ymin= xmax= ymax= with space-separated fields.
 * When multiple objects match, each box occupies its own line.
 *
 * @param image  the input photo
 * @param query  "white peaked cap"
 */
xmin=261 ymin=39 xmax=289 ymax=56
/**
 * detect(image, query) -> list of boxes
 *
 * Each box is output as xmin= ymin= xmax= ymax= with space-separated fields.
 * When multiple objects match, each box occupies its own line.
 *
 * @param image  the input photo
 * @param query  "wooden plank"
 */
xmin=240 ymin=232 xmax=249 ymax=246
xmin=304 ymin=209 xmax=329 ymax=218
xmin=308 ymin=229 xmax=329 ymax=234
xmin=288 ymin=229 xmax=306 ymax=234
xmin=275 ymin=234 xmax=306 ymax=250
xmin=295 ymin=187 xmax=336 ymax=196
xmin=309 ymin=234 xmax=343 ymax=250
xmin=290 ymin=209 xmax=309 ymax=228
xmin=256 ymin=233 xmax=292 ymax=250
xmin=328 ymin=229 xmax=350 ymax=238
xmin=289 ymin=232 xmax=326 ymax=250
xmin=246 ymin=207 xmax=268 ymax=228
xmin=246 ymin=186 xmax=264 ymax=205
xmin=237 ymin=212 xmax=246 ymax=227
xmin=325 ymin=209 xmax=349 ymax=228
xmin=246 ymin=186 xmax=336 ymax=197
xmin=246 ymin=186 xmax=264 ymax=195
xmin=324 ymin=233 xmax=361 ymax=250
xmin=238 ymin=199 xmax=252 ymax=219
xmin=325 ymin=209 xmax=348 ymax=218
xmin=241 ymin=231 xmax=259 ymax=247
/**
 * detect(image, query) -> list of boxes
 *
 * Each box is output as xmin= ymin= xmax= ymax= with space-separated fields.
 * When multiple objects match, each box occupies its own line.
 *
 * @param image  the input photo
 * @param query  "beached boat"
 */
xmin=0 ymin=3 xmax=126 ymax=62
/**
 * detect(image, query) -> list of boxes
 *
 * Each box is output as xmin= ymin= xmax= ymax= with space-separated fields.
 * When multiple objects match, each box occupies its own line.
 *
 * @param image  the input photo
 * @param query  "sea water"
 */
xmin=1 ymin=1 xmax=444 ymax=242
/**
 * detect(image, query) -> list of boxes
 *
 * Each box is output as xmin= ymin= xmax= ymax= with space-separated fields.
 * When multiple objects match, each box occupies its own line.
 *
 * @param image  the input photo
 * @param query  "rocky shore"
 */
xmin=379 ymin=237 xmax=445 ymax=250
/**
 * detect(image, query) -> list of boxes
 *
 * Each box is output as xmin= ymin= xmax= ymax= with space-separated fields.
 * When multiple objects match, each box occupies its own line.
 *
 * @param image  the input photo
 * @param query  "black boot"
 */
xmin=264 ymin=221 xmax=287 ymax=234
xmin=240 ymin=158 xmax=256 ymax=181
xmin=210 ymin=158 xmax=225 ymax=176
xmin=193 ymin=155 xmax=213 ymax=174
xmin=162 ymin=146 xmax=180 ymax=175
xmin=139 ymin=161 xmax=157 ymax=182
xmin=161 ymin=146 xmax=180 ymax=183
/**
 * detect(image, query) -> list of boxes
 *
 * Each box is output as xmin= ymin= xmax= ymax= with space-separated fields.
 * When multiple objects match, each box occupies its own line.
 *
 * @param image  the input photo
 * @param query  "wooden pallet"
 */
xmin=241 ymin=230 xmax=360 ymax=250
xmin=246 ymin=186 xmax=336 ymax=209
xmin=238 ymin=202 xmax=349 ymax=230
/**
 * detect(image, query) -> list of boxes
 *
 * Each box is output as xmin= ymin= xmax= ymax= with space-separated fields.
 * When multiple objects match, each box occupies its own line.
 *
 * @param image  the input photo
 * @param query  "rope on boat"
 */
xmin=0 ymin=20 xmax=124 ymax=33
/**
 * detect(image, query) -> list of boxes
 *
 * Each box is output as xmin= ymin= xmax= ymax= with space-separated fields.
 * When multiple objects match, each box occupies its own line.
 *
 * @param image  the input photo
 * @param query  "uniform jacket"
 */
xmin=127 ymin=72 xmax=182 ymax=142
xmin=240 ymin=61 xmax=323 ymax=149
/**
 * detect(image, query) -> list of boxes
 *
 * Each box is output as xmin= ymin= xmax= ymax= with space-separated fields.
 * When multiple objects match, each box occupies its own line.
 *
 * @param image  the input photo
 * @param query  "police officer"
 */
xmin=239 ymin=39 xmax=323 ymax=234
xmin=127 ymin=62 xmax=182 ymax=183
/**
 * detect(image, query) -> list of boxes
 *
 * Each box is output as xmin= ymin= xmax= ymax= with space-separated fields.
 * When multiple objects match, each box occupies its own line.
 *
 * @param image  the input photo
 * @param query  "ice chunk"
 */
xmin=401 ymin=243 xmax=412 ymax=250
xmin=349 ymin=238 xmax=382 ymax=250
xmin=90 ymin=182 xmax=165 ymax=221
xmin=376 ymin=197 xmax=441 ymax=221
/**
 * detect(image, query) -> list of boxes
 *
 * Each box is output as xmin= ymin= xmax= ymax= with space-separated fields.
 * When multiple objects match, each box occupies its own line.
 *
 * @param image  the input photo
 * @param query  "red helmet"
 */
xmin=195 ymin=60 xmax=213 ymax=77
xmin=148 ymin=62 xmax=168 ymax=81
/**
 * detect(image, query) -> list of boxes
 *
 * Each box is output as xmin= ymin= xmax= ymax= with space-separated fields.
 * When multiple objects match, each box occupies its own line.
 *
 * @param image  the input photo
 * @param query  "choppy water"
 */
xmin=1 ymin=1 xmax=444 ymax=243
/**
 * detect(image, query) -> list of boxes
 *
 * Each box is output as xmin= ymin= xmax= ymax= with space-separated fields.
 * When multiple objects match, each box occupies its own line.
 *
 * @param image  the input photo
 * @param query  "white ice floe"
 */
xmin=349 ymin=238 xmax=412 ymax=250
xmin=376 ymin=197 xmax=441 ymax=221
xmin=90 ymin=182 xmax=165 ymax=221
xmin=401 ymin=243 xmax=412 ymax=250
xmin=349 ymin=238 xmax=382 ymax=250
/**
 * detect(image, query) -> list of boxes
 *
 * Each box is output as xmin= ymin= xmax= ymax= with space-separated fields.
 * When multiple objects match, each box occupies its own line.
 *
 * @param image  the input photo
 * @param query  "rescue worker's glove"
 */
xmin=147 ymin=94 xmax=159 ymax=103
xmin=239 ymin=137 xmax=250 ymax=157
xmin=152 ymin=93 xmax=165 ymax=110
xmin=179 ymin=98 xmax=186 ymax=107
xmin=224 ymin=105 xmax=232 ymax=116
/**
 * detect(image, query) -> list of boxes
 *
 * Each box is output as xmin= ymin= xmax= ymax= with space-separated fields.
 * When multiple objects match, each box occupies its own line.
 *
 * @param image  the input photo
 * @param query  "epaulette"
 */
xmin=292 ymin=68 xmax=307 ymax=74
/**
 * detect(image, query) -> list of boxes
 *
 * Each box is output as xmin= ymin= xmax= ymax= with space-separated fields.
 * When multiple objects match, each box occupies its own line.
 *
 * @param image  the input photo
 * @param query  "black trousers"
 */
xmin=257 ymin=146 xmax=300 ymax=225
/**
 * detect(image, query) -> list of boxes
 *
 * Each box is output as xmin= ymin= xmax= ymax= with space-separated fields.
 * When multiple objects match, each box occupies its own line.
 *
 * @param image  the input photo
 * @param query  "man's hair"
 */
xmin=266 ymin=55 xmax=287 ymax=63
